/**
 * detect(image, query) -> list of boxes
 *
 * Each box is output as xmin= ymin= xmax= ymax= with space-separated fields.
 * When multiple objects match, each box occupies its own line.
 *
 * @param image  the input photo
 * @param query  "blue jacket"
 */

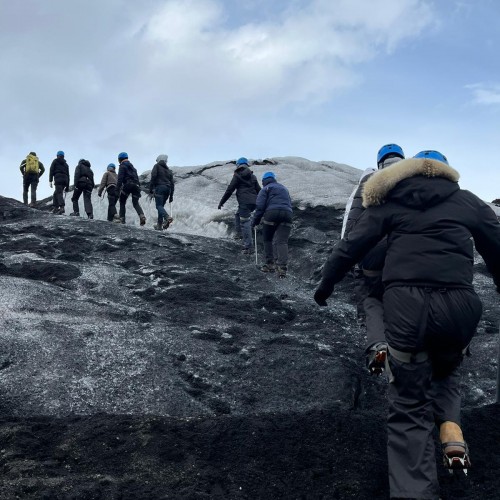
xmin=253 ymin=178 xmax=292 ymax=225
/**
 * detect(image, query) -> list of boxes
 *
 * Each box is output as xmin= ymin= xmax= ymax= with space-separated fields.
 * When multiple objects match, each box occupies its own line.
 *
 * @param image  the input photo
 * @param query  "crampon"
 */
xmin=442 ymin=442 xmax=471 ymax=475
xmin=366 ymin=343 xmax=387 ymax=375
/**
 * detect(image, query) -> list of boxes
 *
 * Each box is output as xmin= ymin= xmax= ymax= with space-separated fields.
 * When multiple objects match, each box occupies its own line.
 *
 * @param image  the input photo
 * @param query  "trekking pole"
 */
xmin=254 ymin=226 xmax=258 ymax=267
xmin=496 ymin=324 xmax=500 ymax=403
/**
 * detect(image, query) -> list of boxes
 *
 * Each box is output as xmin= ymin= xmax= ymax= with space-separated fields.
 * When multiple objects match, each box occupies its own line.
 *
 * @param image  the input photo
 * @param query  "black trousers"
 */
xmin=261 ymin=209 xmax=292 ymax=267
xmin=383 ymin=285 xmax=482 ymax=499
xmin=72 ymin=187 xmax=93 ymax=216
xmin=53 ymin=184 xmax=66 ymax=209
xmin=23 ymin=174 xmax=39 ymax=204
xmin=119 ymin=183 xmax=144 ymax=221
xmin=106 ymin=185 xmax=118 ymax=221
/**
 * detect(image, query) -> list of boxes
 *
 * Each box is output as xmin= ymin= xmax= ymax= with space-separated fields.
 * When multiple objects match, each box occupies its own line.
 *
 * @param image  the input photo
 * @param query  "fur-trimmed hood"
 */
xmin=362 ymin=158 xmax=460 ymax=208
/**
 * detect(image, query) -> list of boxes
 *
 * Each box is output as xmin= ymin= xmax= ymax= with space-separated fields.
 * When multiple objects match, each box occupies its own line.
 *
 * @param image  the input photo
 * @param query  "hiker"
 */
xmin=71 ymin=159 xmax=95 ymax=219
xmin=49 ymin=151 xmax=70 ymax=214
xmin=150 ymin=154 xmax=174 ymax=230
xmin=116 ymin=152 xmax=146 ymax=226
xmin=252 ymin=171 xmax=293 ymax=278
xmin=19 ymin=152 xmax=45 ymax=206
xmin=342 ymin=144 xmax=405 ymax=374
xmin=314 ymin=150 xmax=500 ymax=499
xmin=218 ymin=157 xmax=261 ymax=254
xmin=98 ymin=163 xmax=118 ymax=222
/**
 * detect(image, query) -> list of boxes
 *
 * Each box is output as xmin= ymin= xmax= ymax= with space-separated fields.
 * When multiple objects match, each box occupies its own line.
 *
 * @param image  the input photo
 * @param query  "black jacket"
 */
xmin=318 ymin=158 xmax=500 ymax=294
xmin=49 ymin=157 xmax=70 ymax=188
xmin=116 ymin=160 xmax=140 ymax=192
xmin=219 ymin=166 xmax=261 ymax=207
xmin=74 ymin=160 xmax=94 ymax=190
xmin=150 ymin=161 xmax=175 ymax=196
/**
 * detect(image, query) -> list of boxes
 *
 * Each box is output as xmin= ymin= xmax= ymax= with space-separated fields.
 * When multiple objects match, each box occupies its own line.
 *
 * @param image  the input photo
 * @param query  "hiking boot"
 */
xmin=233 ymin=233 xmax=243 ymax=240
xmin=277 ymin=266 xmax=287 ymax=278
xmin=50 ymin=207 xmax=58 ymax=214
xmin=87 ymin=214 xmax=93 ymax=219
xmin=162 ymin=217 xmax=173 ymax=230
xmin=366 ymin=342 xmax=387 ymax=375
xmin=260 ymin=263 xmax=276 ymax=273
xmin=57 ymin=207 xmax=65 ymax=215
xmin=442 ymin=441 xmax=471 ymax=474
xmin=140 ymin=215 xmax=146 ymax=226
xmin=153 ymin=224 xmax=163 ymax=231
xmin=113 ymin=215 xmax=122 ymax=223
xmin=70 ymin=212 xmax=80 ymax=217
xmin=29 ymin=202 xmax=36 ymax=208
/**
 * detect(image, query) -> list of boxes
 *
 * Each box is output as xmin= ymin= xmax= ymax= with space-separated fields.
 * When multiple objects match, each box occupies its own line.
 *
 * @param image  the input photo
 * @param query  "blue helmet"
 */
xmin=107 ymin=163 xmax=116 ymax=170
xmin=262 ymin=171 xmax=276 ymax=181
xmin=377 ymin=144 xmax=405 ymax=164
xmin=414 ymin=150 xmax=449 ymax=165
xmin=236 ymin=157 xmax=249 ymax=166
xmin=118 ymin=152 xmax=128 ymax=160
xmin=57 ymin=150 xmax=65 ymax=157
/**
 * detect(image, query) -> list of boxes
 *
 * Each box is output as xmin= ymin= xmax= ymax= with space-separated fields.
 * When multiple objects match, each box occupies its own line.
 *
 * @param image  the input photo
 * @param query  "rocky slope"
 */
xmin=0 ymin=191 xmax=498 ymax=499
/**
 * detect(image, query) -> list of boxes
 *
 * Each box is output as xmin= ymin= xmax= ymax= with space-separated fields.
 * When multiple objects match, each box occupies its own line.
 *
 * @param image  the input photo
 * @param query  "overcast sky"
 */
xmin=1 ymin=0 xmax=499 ymax=203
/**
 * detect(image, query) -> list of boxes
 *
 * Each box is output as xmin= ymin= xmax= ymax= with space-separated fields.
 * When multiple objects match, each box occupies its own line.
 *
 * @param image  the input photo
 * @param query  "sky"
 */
xmin=1 ymin=0 xmax=499 ymax=203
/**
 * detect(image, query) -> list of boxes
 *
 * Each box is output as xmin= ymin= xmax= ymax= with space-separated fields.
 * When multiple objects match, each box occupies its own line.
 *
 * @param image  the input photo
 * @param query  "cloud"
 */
xmin=466 ymin=83 xmax=500 ymax=106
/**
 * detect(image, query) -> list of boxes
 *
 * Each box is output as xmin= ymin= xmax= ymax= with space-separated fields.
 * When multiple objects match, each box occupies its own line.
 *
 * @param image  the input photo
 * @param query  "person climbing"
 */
xmin=49 ymin=151 xmax=70 ymax=214
xmin=150 ymin=154 xmax=175 ymax=231
xmin=218 ymin=157 xmax=261 ymax=254
xmin=115 ymin=152 xmax=146 ymax=226
xmin=252 ymin=172 xmax=293 ymax=278
xmin=98 ymin=163 xmax=118 ymax=222
xmin=19 ymin=152 xmax=45 ymax=206
xmin=342 ymin=144 xmax=405 ymax=374
xmin=314 ymin=150 xmax=500 ymax=499
xmin=71 ymin=159 xmax=95 ymax=219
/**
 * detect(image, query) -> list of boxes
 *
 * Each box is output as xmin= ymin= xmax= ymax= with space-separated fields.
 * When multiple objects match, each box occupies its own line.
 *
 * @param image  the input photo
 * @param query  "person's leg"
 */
xmin=22 ymin=176 xmax=29 ymax=205
xmin=387 ymin=356 xmax=440 ymax=499
xmin=30 ymin=178 xmax=39 ymax=205
xmin=119 ymin=191 xmax=128 ymax=220
xmin=155 ymin=186 xmax=168 ymax=225
xmin=107 ymin=186 xmax=117 ymax=221
xmin=239 ymin=204 xmax=253 ymax=251
xmin=363 ymin=274 xmax=385 ymax=350
xmin=262 ymin=223 xmax=277 ymax=264
xmin=234 ymin=211 xmax=242 ymax=238
xmin=71 ymin=188 xmax=82 ymax=214
xmin=274 ymin=224 xmax=292 ymax=266
xmin=54 ymin=184 xmax=64 ymax=208
xmin=130 ymin=185 xmax=144 ymax=218
xmin=83 ymin=188 xmax=93 ymax=217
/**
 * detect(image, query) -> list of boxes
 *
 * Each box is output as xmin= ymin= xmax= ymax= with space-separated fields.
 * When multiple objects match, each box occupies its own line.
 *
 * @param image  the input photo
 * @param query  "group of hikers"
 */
xmin=315 ymin=144 xmax=500 ymax=500
xmin=20 ymin=151 xmax=175 ymax=230
xmin=19 ymin=146 xmax=500 ymax=498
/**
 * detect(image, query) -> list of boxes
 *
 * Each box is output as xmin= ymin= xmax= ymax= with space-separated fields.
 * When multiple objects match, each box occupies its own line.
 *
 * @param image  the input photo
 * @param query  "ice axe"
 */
xmin=254 ymin=226 xmax=258 ymax=267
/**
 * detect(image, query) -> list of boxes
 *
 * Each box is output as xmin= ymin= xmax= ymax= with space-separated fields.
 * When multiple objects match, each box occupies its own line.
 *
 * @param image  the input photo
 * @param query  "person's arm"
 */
xmin=116 ymin=164 xmax=125 ymax=191
xmin=254 ymin=177 xmax=261 ymax=194
xmin=252 ymin=187 xmax=269 ymax=226
xmin=19 ymin=160 xmax=26 ymax=176
xmin=466 ymin=191 xmax=500 ymax=290
xmin=38 ymin=162 xmax=45 ymax=177
xmin=150 ymin=165 xmax=158 ymax=192
xmin=315 ymin=207 xmax=389 ymax=304
xmin=64 ymin=164 xmax=70 ymax=190
xmin=98 ymin=172 xmax=107 ymax=196
xmin=49 ymin=161 xmax=55 ymax=183
xmin=218 ymin=175 xmax=238 ymax=208
xmin=169 ymin=170 xmax=175 ymax=201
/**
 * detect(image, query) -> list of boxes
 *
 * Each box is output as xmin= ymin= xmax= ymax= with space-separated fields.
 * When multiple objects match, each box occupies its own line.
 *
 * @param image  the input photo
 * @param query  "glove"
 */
xmin=169 ymin=197 xmax=173 ymax=203
xmin=314 ymin=285 xmax=334 ymax=307
xmin=149 ymin=190 xmax=153 ymax=195
xmin=218 ymin=204 xmax=222 ymax=210
xmin=98 ymin=192 xmax=102 ymax=198
xmin=49 ymin=182 xmax=53 ymax=188
xmin=64 ymin=187 xmax=69 ymax=192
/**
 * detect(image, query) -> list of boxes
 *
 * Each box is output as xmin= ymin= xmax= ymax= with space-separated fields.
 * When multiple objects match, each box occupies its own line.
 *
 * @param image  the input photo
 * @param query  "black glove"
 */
xmin=98 ymin=193 xmax=102 ymax=198
xmin=218 ymin=204 xmax=223 ymax=210
xmin=149 ymin=190 xmax=153 ymax=195
xmin=64 ymin=187 xmax=69 ymax=192
xmin=169 ymin=197 xmax=173 ymax=203
xmin=314 ymin=285 xmax=333 ymax=306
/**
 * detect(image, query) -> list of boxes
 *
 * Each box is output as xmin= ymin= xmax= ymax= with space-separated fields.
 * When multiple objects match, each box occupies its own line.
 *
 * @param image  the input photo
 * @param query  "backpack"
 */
xmin=25 ymin=154 xmax=39 ymax=174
